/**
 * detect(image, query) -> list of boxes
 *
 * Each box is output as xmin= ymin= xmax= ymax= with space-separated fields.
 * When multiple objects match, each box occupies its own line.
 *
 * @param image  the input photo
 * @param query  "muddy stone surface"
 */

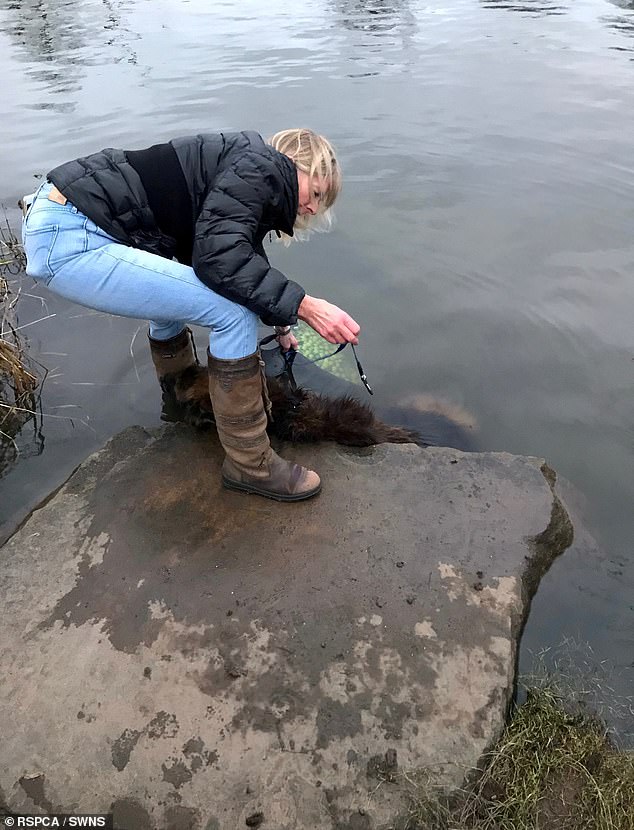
xmin=0 ymin=424 xmax=573 ymax=829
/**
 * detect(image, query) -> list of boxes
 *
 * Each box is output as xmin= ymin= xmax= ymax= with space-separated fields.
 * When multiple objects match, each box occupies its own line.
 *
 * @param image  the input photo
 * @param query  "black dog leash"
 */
xmin=259 ymin=333 xmax=374 ymax=395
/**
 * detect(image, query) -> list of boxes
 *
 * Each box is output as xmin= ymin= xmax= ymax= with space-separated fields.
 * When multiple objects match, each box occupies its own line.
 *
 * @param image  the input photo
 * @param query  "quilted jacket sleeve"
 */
xmin=192 ymin=156 xmax=305 ymax=326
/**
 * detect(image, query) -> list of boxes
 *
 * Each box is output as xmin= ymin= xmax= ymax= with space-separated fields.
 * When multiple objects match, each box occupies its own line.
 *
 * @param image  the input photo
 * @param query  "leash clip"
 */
xmin=351 ymin=344 xmax=373 ymax=395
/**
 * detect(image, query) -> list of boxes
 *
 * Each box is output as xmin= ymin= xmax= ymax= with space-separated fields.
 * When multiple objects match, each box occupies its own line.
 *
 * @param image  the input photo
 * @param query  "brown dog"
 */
xmin=162 ymin=365 xmax=421 ymax=446
xmin=161 ymin=351 xmax=477 ymax=451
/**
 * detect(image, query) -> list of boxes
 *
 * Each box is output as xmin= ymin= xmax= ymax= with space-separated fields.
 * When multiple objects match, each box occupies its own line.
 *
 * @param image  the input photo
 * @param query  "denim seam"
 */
xmin=82 ymin=217 xmax=89 ymax=254
xmin=99 ymin=248 xmax=207 ymax=288
xmin=44 ymin=225 xmax=60 ymax=282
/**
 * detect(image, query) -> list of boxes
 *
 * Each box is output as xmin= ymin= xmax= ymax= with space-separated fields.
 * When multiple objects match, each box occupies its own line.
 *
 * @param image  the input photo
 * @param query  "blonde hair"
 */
xmin=268 ymin=128 xmax=341 ymax=243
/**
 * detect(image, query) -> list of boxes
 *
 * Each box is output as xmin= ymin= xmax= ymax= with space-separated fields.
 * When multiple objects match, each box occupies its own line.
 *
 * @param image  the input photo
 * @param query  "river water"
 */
xmin=1 ymin=0 xmax=632 ymax=737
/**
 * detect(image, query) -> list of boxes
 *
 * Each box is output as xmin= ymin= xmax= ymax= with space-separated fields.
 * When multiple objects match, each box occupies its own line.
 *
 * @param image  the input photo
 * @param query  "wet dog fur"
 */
xmin=162 ymin=361 xmax=476 ymax=451
xmin=163 ymin=365 xmax=423 ymax=446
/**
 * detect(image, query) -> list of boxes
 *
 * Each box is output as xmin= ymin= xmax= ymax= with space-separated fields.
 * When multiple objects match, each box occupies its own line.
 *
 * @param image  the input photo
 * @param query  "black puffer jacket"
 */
xmin=48 ymin=132 xmax=304 ymax=325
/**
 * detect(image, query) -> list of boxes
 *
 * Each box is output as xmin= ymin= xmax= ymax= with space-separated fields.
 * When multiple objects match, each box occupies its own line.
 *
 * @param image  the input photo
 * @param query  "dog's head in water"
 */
xmin=380 ymin=394 xmax=478 ymax=452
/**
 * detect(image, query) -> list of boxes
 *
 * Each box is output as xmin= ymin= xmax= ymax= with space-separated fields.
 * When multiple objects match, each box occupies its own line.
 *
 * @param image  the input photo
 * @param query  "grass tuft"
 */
xmin=405 ymin=679 xmax=634 ymax=830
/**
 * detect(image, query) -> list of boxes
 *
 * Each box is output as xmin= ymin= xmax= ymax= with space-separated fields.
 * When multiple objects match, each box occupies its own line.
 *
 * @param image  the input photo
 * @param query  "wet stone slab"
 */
xmin=0 ymin=424 xmax=573 ymax=829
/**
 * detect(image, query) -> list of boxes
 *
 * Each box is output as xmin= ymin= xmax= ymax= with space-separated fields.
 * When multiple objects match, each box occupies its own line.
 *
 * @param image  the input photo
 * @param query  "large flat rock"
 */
xmin=0 ymin=425 xmax=573 ymax=829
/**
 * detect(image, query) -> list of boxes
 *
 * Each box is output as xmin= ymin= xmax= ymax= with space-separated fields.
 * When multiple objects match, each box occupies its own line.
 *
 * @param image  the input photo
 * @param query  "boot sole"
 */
xmin=222 ymin=476 xmax=321 ymax=502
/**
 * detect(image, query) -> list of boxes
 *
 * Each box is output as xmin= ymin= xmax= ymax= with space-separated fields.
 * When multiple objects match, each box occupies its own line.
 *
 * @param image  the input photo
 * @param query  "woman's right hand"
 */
xmin=298 ymin=295 xmax=361 ymax=345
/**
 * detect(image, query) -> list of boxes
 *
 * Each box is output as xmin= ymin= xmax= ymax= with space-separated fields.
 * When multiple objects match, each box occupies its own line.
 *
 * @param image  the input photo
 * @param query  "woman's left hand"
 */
xmin=276 ymin=331 xmax=299 ymax=352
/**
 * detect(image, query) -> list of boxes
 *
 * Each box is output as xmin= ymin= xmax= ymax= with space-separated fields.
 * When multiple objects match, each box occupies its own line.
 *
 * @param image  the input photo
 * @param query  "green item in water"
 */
xmin=295 ymin=323 xmax=360 ymax=385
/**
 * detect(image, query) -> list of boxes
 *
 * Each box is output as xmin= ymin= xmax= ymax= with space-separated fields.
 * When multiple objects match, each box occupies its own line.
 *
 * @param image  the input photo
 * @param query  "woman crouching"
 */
xmin=21 ymin=129 xmax=359 ymax=502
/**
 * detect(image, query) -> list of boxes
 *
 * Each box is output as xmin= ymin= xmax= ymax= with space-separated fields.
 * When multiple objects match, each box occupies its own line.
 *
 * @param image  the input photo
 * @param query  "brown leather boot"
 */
xmin=149 ymin=329 xmax=214 ymax=427
xmin=207 ymin=350 xmax=321 ymax=501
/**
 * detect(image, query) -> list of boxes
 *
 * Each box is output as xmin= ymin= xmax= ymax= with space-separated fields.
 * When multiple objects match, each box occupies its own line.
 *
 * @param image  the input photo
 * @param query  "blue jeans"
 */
xmin=21 ymin=182 xmax=258 ymax=359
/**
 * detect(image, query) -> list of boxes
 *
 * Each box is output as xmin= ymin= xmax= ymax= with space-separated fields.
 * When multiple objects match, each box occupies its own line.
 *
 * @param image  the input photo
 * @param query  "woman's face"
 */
xmin=296 ymin=169 xmax=325 ymax=216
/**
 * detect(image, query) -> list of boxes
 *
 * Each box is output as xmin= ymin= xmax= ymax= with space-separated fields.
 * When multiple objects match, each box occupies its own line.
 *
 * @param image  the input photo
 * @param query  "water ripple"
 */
xmin=479 ymin=0 xmax=568 ymax=15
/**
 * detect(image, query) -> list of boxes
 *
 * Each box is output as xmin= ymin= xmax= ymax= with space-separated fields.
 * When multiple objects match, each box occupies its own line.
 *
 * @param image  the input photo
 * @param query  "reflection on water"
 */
xmin=480 ymin=0 xmax=634 ymax=58
xmin=602 ymin=0 xmax=634 ymax=56
xmin=0 ymin=0 xmax=140 ymax=112
xmin=334 ymin=0 xmax=409 ymax=33
xmin=480 ymin=0 xmax=567 ymax=15
xmin=0 ymin=401 xmax=45 ymax=477
xmin=331 ymin=0 xmax=417 ymax=77
xmin=604 ymin=13 xmax=634 ymax=54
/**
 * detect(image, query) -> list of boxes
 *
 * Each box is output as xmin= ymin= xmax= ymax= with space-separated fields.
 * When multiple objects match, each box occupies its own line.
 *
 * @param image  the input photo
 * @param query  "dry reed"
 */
xmin=0 ymin=215 xmax=41 ymax=472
